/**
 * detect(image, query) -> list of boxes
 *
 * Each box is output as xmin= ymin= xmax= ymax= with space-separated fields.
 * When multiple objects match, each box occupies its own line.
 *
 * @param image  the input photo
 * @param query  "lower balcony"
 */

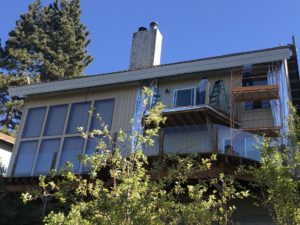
xmin=144 ymin=124 xmax=265 ymax=162
xmin=143 ymin=105 xmax=279 ymax=162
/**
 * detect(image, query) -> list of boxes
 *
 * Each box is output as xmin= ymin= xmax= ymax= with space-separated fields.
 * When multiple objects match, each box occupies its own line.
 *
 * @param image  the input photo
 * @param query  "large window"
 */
xmin=174 ymin=87 xmax=206 ymax=107
xmin=12 ymin=99 xmax=115 ymax=177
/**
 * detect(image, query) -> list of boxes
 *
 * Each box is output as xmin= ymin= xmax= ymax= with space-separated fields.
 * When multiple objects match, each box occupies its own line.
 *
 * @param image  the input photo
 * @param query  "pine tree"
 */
xmin=4 ymin=0 xmax=93 ymax=81
xmin=0 ymin=74 xmax=27 ymax=136
xmin=4 ymin=0 xmax=42 ymax=78
xmin=1 ymin=0 xmax=93 ymax=134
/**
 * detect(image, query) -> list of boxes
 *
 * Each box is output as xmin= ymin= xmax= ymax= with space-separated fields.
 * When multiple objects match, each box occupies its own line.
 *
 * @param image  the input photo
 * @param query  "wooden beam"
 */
xmin=212 ymin=125 xmax=218 ymax=153
xmin=159 ymin=129 xmax=165 ymax=154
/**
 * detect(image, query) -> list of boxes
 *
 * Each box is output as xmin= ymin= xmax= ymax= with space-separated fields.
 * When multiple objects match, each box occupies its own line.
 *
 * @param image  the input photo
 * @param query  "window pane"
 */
xmin=22 ymin=107 xmax=46 ymax=138
xmin=44 ymin=105 xmax=68 ymax=136
xmin=66 ymin=102 xmax=91 ymax=134
xmin=14 ymin=141 xmax=38 ymax=176
xmin=245 ymin=138 xmax=261 ymax=161
xmin=85 ymin=139 xmax=98 ymax=155
xmin=82 ymin=139 xmax=98 ymax=172
xmin=34 ymin=139 xmax=60 ymax=175
xmin=90 ymin=99 xmax=115 ymax=131
xmin=82 ymin=137 xmax=109 ymax=172
xmin=59 ymin=137 xmax=84 ymax=172
xmin=175 ymin=89 xmax=194 ymax=107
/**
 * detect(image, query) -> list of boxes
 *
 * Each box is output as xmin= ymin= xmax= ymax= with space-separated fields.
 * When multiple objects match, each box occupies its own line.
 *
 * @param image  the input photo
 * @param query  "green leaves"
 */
xmin=22 ymin=88 xmax=247 ymax=225
xmin=243 ymin=106 xmax=300 ymax=225
xmin=3 ymin=0 xmax=93 ymax=81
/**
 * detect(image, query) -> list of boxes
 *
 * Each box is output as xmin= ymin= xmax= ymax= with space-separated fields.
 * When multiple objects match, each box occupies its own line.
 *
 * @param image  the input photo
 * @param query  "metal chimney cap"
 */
xmin=150 ymin=21 xmax=158 ymax=30
xmin=138 ymin=27 xmax=147 ymax=31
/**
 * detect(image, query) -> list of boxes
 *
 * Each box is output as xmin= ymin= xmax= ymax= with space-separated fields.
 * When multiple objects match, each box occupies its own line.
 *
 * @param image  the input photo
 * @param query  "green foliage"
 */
xmin=0 ymin=73 xmax=27 ymax=135
xmin=3 ymin=0 xmax=93 ymax=81
xmin=22 ymin=87 xmax=248 ymax=225
xmin=243 ymin=106 xmax=300 ymax=225
xmin=0 ymin=0 xmax=93 ymax=134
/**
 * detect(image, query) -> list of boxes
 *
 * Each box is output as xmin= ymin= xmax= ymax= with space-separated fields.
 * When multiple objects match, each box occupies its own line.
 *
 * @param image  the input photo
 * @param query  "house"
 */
xmin=4 ymin=22 xmax=300 ymax=223
xmin=0 ymin=132 xmax=15 ymax=175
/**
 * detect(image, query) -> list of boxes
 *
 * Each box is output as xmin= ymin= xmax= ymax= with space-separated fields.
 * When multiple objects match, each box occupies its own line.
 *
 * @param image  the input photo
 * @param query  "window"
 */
xmin=67 ymin=102 xmax=91 ymax=134
xmin=22 ymin=107 xmax=46 ymax=138
xmin=59 ymin=137 xmax=84 ymax=172
xmin=34 ymin=139 xmax=60 ymax=175
xmin=12 ymin=99 xmax=115 ymax=176
xmin=14 ymin=141 xmax=38 ymax=176
xmin=44 ymin=105 xmax=68 ymax=136
xmin=90 ymin=99 xmax=115 ymax=131
xmin=174 ymin=88 xmax=194 ymax=107
xmin=245 ymin=138 xmax=261 ymax=161
xmin=244 ymin=79 xmax=270 ymax=110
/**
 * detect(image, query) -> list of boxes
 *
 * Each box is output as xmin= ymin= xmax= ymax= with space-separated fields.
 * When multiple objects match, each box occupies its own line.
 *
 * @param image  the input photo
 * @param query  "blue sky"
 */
xmin=1 ymin=0 xmax=299 ymax=75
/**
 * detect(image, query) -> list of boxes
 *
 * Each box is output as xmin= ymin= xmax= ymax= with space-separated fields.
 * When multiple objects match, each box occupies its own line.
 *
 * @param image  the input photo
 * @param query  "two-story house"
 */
xmin=4 ymin=22 xmax=300 ymax=223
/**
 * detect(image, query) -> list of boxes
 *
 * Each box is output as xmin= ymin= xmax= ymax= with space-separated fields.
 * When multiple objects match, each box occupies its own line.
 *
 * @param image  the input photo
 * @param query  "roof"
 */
xmin=0 ymin=133 xmax=15 ymax=145
xmin=8 ymin=46 xmax=292 ymax=97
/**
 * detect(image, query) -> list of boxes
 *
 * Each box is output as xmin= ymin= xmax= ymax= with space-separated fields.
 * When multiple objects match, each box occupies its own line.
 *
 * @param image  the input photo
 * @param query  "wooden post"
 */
xmin=212 ymin=124 xmax=218 ymax=153
xmin=159 ymin=129 xmax=165 ymax=155
xmin=204 ymin=114 xmax=214 ymax=153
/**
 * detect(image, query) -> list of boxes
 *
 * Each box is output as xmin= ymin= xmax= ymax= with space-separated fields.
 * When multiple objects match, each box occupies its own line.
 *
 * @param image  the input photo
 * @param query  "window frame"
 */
xmin=173 ymin=87 xmax=197 ymax=107
xmin=244 ymin=137 xmax=257 ymax=158
xmin=10 ymin=98 xmax=115 ymax=177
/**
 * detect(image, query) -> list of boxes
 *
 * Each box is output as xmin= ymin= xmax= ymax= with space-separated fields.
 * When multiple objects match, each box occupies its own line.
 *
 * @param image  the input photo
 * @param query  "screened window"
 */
xmin=14 ymin=141 xmax=38 ymax=176
xmin=66 ymin=102 xmax=91 ymax=134
xmin=22 ymin=107 xmax=46 ymax=138
xmin=174 ymin=89 xmax=194 ymax=107
xmin=59 ymin=137 xmax=84 ymax=172
xmin=34 ymin=139 xmax=60 ymax=175
xmin=44 ymin=105 xmax=68 ymax=136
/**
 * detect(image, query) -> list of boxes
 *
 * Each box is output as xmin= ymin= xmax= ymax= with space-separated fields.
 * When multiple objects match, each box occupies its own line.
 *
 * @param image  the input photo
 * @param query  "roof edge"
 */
xmin=9 ymin=45 xmax=292 ymax=97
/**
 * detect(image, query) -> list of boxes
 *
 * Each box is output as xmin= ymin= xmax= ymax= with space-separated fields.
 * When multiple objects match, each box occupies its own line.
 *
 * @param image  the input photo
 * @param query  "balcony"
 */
xmin=143 ymin=104 xmax=272 ymax=162
xmin=144 ymin=124 xmax=266 ymax=161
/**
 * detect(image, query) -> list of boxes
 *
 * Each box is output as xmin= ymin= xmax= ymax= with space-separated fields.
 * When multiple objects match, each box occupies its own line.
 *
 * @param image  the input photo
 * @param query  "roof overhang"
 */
xmin=9 ymin=46 xmax=292 ymax=97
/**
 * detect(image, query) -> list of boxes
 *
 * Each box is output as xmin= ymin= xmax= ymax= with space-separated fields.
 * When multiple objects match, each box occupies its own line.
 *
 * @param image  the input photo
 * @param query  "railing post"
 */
xmin=159 ymin=129 xmax=165 ymax=155
xmin=212 ymin=125 xmax=218 ymax=153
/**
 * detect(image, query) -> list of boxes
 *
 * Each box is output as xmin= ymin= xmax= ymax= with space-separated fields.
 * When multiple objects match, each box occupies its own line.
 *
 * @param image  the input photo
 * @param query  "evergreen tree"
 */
xmin=0 ymin=74 xmax=27 ymax=136
xmin=4 ymin=0 xmax=93 ymax=81
xmin=4 ymin=0 xmax=42 ymax=78
xmin=0 ymin=0 xmax=93 ymax=134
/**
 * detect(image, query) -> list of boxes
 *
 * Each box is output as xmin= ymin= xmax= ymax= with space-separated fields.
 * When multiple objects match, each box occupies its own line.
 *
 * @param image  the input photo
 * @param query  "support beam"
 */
xmin=159 ymin=129 xmax=165 ymax=154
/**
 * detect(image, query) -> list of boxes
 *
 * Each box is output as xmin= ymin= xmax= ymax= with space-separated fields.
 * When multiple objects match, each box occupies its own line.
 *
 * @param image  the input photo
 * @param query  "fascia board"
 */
xmin=9 ymin=47 xmax=292 ymax=97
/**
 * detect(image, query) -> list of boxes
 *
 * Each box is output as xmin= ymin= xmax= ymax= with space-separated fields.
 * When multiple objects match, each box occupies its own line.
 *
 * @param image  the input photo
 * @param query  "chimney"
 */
xmin=129 ymin=22 xmax=162 ymax=70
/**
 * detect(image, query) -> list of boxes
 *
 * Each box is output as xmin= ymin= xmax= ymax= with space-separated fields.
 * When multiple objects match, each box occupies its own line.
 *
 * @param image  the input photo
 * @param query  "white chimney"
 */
xmin=129 ymin=22 xmax=162 ymax=70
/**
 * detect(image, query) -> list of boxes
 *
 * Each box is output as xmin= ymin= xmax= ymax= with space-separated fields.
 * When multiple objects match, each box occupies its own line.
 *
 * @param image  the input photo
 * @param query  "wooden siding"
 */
xmin=240 ymin=108 xmax=274 ymax=128
xmin=7 ymin=84 xmax=138 ymax=176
